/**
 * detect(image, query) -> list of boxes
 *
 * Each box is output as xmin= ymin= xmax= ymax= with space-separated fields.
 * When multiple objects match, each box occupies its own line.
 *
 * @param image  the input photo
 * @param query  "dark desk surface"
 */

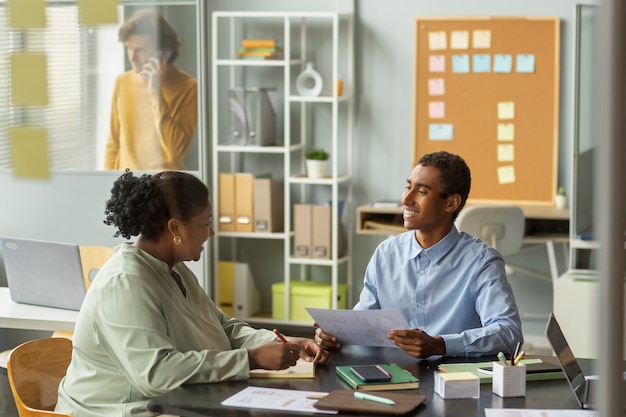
xmin=147 ymin=345 xmax=592 ymax=417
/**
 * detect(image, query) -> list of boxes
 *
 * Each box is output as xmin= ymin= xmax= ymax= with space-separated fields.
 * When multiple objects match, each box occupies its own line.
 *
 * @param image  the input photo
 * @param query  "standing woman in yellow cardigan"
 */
xmin=104 ymin=9 xmax=198 ymax=171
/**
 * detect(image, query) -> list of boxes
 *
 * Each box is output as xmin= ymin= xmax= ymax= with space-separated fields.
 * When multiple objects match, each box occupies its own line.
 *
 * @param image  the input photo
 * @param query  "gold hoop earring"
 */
xmin=173 ymin=236 xmax=181 ymax=245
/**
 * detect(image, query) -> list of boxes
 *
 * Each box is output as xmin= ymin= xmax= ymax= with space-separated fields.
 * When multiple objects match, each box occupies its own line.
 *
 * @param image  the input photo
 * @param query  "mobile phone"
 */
xmin=350 ymin=365 xmax=392 ymax=383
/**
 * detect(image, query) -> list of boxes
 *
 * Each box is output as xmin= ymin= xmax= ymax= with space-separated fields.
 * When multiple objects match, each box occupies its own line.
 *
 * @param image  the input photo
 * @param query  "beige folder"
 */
xmin=312 ymin=205 xmax=331 ymax=259
xmin=234 ymin=173 xmax=254 ymax=232
xmin=218 ymin=173 xmax=235 ymax=232
xmin=293 ymin=204 xmax=312 ymax=257
xmin=253 ymin=178 xmax=284 ymax=232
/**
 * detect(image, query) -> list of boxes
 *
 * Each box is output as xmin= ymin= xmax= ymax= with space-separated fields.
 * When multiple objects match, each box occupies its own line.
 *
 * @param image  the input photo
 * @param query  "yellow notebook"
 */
xmin=250 ymin=359 xmax=315 ymax=379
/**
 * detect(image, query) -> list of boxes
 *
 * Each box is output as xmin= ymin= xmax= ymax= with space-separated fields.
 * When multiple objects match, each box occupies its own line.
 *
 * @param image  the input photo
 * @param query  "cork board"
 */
xmin=413 ymin=17 xmax=560 ymax=205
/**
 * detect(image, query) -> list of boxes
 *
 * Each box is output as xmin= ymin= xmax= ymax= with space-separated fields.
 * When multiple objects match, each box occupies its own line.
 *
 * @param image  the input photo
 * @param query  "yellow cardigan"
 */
xmin=104 ymin=67 xmax=197 ymax=170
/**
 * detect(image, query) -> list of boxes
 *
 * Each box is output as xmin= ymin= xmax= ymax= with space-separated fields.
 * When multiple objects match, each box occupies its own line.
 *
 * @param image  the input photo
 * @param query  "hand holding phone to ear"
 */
xmin=140 ymin=50 xmax=170 ymax=93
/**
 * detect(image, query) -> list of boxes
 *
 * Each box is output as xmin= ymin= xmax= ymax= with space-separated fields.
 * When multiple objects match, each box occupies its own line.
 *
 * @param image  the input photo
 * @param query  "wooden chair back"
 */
xmin=6 ymin=337 xmax=73 ymax=417
xmin=78 ymin=245 xmax=114 ymax=290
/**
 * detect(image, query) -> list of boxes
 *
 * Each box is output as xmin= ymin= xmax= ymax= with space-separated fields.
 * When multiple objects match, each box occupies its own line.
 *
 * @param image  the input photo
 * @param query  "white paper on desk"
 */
xmin=221 ymin=386 xmax=337 ymax=414
xmin=305 ymin=308 xmax=409 ymax=348
xmin=485 ymin=408 xmax=598 ymax=417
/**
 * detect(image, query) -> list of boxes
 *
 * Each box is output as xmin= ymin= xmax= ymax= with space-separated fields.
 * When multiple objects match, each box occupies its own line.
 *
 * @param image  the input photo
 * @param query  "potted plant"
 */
xmin=305 ymin=148 xmax=329 ymax=179
xmin=555 ymin=186 xmax=567 ymax=209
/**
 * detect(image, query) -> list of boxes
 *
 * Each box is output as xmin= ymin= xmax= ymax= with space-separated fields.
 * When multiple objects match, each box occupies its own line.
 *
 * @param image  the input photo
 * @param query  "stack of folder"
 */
xmin=238 ymin=39 xmax=284 ymax=60
xmin=217 ymin=261 xmax=260 ymax=318
xmin=218 ymin=173 xmax=284 ymax=233
xmin=293 ymin=204 xmax=345 ymax=259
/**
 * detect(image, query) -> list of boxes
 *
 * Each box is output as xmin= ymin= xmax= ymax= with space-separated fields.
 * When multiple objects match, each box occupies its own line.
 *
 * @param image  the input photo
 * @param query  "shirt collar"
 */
xmin=409 ymin=225 xmax=461 ymax=263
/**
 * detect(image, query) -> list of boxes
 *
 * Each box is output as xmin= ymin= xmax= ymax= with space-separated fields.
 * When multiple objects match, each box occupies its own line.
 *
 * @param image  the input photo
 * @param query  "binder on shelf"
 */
xmin=218 ymin=173 xmax=235 ymax=232
xmin=312 ymin=205 xmax=331 ymax=259
xmin=293 ymin=204 xmax=312 ymax=257
xmin=253 ymin=178 xmax=284 ymax=232
xmin=234 ymin=173 xmax=255 ymax=232
xmin=217 ymin=261 xmax=260 ymax=318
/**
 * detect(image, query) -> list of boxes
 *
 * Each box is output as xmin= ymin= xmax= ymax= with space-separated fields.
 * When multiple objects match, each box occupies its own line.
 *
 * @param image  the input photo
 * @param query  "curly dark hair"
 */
xmin=418 ymin=151 xmax=471 ymax=220
xmin=104 ymin=170 xmax=209 ymax=240
xmin=118 ymin=8 xmax=181 ymax=64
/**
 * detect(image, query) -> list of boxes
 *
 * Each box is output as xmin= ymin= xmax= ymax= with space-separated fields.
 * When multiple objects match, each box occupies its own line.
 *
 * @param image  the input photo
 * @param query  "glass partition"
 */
xmin=0 ymin=1 xmax=202 ymax=172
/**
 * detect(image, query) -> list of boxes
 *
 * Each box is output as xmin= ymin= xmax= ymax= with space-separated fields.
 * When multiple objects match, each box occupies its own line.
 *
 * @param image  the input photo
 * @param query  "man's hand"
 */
xmin=387 ymin=328 xmax=446 ymax=358
xmin=140 ymin=55 xmax=166 ymax=93
xmin=314 ymin=324 xmax=342 ymax=350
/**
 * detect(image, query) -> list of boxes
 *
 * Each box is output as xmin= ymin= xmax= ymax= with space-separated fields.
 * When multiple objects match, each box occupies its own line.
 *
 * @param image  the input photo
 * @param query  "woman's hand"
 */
xmin=247 ymin=341 xmax=301 ymax=370
xmin=283 ymin=336 xmax=330 ymax=365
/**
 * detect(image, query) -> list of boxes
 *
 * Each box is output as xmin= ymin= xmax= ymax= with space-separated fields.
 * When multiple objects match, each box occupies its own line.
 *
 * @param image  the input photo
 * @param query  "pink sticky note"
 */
xmin=429 ymin=55 xmax=445 ymax=72
xmin=428 ymin=78 xmax=445 ymax=96
xmin=429 ymin=101 xmax=445 ymax=119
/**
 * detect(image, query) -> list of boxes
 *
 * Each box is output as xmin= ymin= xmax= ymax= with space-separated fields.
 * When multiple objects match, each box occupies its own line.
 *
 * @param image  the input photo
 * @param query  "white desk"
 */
xmin=0 ymin=287 xmax=78 ymax=332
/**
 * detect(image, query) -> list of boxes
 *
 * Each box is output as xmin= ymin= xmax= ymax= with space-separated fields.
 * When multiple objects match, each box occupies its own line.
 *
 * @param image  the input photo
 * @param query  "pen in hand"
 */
xmin=273 ymin=328 xmax=288 ymax=343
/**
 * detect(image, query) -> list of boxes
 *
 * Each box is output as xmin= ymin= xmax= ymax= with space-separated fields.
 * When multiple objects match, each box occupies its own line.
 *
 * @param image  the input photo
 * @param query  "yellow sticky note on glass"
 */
xmin=8 ymin=0 xmax=46 ymax=29
xmin=428 ymin=31 xmax=447 ymax=50
xmin=451 ymin=31 xmax=469 ymax=50
xmin=497 ymin=144 xmax=515 ymax=162
xmin=473 ymin=30 xmax=491 ymax=49
xmin=497 ymin=165 xmax=516 ymax=185
xmin=497 ymin=102 xmax=515 ymax=120
xmin=497 ymin=123 xmax=515 ymax=141
xmin=10 ymin=53 xmax=48 ymax=106
xmin=78 ymin=0 xmax=119 ymax=26
xmin=9 ymin=127 xmax=50 ymax=179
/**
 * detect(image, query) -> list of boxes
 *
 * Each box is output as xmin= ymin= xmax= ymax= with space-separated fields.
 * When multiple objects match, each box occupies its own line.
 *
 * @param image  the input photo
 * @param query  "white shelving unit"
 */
xmin=211 ymin=11 xmax=354 ymax=326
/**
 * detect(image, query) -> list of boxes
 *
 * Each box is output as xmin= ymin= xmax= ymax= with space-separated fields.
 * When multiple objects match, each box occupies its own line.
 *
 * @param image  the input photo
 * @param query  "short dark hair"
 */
xmin=104 ymin=170 xmax=209 ymax=240
xmin=118 ymin=8 xmax=180 ymax=63
xmin=418 ymin=151 xmax=471 ymax=220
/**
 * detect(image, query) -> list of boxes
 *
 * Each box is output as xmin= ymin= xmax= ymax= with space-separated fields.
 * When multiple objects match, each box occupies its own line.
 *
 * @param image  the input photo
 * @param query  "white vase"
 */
xmin=296 ymin=62 xmax=323 ymax=97
xmin=554 ymin=194 xmax=567 ymax=209
xmin=305 ymin=159 xmax=327 ymax=179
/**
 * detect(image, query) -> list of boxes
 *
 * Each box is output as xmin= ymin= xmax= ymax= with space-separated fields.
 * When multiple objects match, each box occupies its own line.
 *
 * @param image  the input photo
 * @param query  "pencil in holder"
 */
xmin=492 ymin=361 xmax=526 ymax=397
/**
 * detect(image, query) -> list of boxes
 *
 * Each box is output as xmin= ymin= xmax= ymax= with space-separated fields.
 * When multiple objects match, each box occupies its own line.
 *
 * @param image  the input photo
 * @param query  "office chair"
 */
xmin=455 ymin=205 xmax=525 ymax=277
xmin=6 ymin=337 xmax=73 ymax=417
xmin=0 ymin=246 xmax=114 ymax=367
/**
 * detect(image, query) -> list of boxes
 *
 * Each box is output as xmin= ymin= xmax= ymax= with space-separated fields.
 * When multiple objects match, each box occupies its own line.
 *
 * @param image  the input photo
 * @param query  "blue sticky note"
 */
xmin=473 ymin=54 xmax=491 ymax=73
xmin=429 ymin=124 xmax=454 ymax=140
xmin=493 ymin=54 xmax=512 ymax=73
xmin=516 ymin=54 xmax=535 ymax=73
xmin=451 ymin=54 xmax=470 ymax=73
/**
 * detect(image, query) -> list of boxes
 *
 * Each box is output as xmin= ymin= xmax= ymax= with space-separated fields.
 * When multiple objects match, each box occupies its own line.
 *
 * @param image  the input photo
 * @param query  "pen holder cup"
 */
xmin=492 ymin=361 xmax=526 ymax=398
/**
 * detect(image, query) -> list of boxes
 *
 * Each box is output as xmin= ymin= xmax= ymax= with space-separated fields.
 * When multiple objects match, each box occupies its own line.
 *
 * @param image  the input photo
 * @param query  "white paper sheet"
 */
xmin=221 ymin=386 xmax=337 ymax=414
xmin=485 ymin=409 xmax=598 ymax=417
xmin=305 ymin=307 xmax=409 ymax=347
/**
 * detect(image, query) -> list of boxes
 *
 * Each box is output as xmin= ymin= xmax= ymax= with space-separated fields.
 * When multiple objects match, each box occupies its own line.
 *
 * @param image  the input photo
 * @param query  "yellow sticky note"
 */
xmin=497 ymin=102 xmax=515 ymax=120
xmin=497 ymin=165 xmax=516 ymax=185
xmin=497 ymin=123 xmax=515 ymax=141
xmin=9 ymin=127 xmax=50 ymax=179
xmin=450 ymin=31 xmax=469 ymax=50
xmin=428 ymin=31 xmax=447 ymax=50
xmin=497 ymin=144 xmax=515 ymax=162
xmin=78 ymin=0 xmax=119 ymax=26
xmin=8 ymin=0 xmax=46 ymax=29
xmin=473 ymin=30 xmax=491 ymax=49
xmin=10 ymin=53 xmax=48 ymax=106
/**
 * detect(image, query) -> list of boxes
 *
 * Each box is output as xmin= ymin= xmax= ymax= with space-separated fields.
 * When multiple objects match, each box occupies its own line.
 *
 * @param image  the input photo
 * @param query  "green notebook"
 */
xmin=336 ymin=363 xmax=419 ymax=391
xmin=438 ymin=359 xmax=564 ymax=384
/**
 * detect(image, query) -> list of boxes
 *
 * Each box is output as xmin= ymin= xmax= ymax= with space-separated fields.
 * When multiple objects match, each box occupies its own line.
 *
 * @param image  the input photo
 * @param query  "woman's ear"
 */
xmin=167 ymin=218 xmax=180 ymax=236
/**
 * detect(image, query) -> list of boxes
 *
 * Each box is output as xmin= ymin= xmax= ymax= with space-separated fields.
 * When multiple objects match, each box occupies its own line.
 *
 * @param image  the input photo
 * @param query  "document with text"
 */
xmin=305 ymin=308 xmax=409 ymax=348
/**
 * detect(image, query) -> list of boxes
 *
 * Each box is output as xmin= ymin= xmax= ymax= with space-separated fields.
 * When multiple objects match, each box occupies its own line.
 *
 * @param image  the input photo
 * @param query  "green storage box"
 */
xmin=272 ymin=281 xmax=347 ymax=321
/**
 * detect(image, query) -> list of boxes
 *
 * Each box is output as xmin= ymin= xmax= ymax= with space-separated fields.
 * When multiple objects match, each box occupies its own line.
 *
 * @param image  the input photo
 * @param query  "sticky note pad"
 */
xmin=9 ymin=127 xmax=50 ymax=179
xmin=428 ymin=78 xmax=445 ymax=96
xmin=429 ymin=55 xmax=445 ymax=72
xmin=429 ymin=101 xmax=445 ymax=119
xmin=78 ymin=0 xmax=119 ymax=26
xmin=452 ymin=54 xmax=470 ymax=73
xmin=473 ymin=54 xmax=491 ymax=73
xmin=10 ymin=53 xmax=48 ymax=106
xmin=429 ymin=124 xmax=454 ymax=140
xmin=472 ymin=30 xmax=491 ymax=49
xmin=428 ymin=31 xmax=447 ymax=50
xmin=516 ymin=54 xmax=536 ymax=73
xmin=497 ymin=123 xmax=515 ymax=141
xmin=497 ymin=102 xmax=515 ymax=120
xmin=497 ymin=144 xmax=515 ymax=162
xmin=497 ymin=165 xmax=516 ymax=185
xmin=8 ymin=0 xmax=46 ymax=29
xmin=451 ymin=31 xmax=469 ymax=50
xmin=494 ymin=54 xmax=513 ymax=73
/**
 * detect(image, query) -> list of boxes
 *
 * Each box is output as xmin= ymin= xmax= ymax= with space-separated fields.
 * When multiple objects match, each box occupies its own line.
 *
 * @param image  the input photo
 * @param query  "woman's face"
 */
xmin=177 ymin=199 xmax=214 ymax=262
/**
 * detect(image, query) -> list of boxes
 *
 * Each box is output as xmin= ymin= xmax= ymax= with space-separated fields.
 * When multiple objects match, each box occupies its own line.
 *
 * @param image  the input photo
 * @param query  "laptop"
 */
xmin=545 ymin=312 xmax=626 ymax=410
xmin=1 ymin=236 xmax=86 ymax=311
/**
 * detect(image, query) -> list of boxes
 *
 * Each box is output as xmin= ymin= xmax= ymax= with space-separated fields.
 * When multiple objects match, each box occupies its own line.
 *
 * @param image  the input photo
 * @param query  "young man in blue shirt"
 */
xmin=315 ymin=151 xmax=523 ymax=357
